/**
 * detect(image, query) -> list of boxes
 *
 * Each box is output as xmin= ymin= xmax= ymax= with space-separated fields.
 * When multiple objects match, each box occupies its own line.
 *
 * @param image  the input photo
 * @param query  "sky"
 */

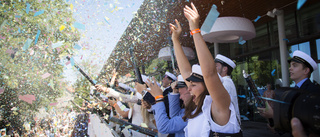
xmin=62 ymin=0 xmax=144 ymax=84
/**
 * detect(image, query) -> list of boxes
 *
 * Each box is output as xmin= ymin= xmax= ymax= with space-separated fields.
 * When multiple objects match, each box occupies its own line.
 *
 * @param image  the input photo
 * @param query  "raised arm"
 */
xmin=170 ymin=20 xmax=192 ymax=87
xmin=184 ymin=3 xmax=231 ymax=124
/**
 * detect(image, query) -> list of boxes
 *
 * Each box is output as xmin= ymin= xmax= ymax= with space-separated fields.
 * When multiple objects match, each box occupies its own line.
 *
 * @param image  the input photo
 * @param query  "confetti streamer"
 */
xmin=52 ymin=41 xmax=64 ymax=48
xmin=271 ymin=69 xmax=276 ymax=76
xmin=49 ymin=102 xmax=58 ymax=106
xmin=70 ymin=57 xmax=75 ymax=66
xmin=238 ymin=36 xmax=246 ymax=45
xmin=18 ymin=94 xmax=36 ymax=104
xmin=200 ymin=4 xmax=219 ymax=34
xmin=34 ymin=10 xmax=44 ymax=17
xmin=26 ymin=3 xmax=30 ymax=14
xmin=70 ymin=26 xmax=75 ymax=32
xmin=73 ymin=22 xmax=85 ymax=30
xmin=104 ymin=17 xmax=110 ymax=25
xmin=283 ymin=38 xmax=289 ymax=42
xmin=254 ymin=16 xmax=261 ymax=22
xmin=42 ymin=72 xmax=51 ymax=79
xmin=140 ymin=123 xmax=148 ymax=128
xmin=23 ymin=38 xmax=33 ymax=51
xmin=34 ymin=30 xmax=41 ymax=45
xmin=70 ymin=3 xmax=73 ymax=10
xmin=297 ymin=0 xmax=307 ymax=10
xmin=59 ymin=25 xmax=66 ymax=31
xmin=74 ymin=43 xmax=82 ymax=50
xmin=238 ymin=95 xmax=246 ymax=98
xmin=120 ymin=105 xmax=126 ymax=111
xmin=5 ymin=49 xmax=14 ymax=54
xmin=66 ymin=61 xmax=71 ymax=65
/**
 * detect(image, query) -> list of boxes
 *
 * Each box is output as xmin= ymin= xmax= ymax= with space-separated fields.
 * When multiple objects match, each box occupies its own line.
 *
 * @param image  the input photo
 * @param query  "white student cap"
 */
xmin=215 ymin=54 xmax=236 ymax=69
xmin=165 ymin=72 xmax=177 ymax=81
xmin=288 ymin=50 xmax=317 ymax=72
xmin=186 ymin=64 xmax=204 ymax=82
xmin=176 ymin=75 xmax=187 ymax=88
xmin=186 ymin=64 xmax=224 ymax=83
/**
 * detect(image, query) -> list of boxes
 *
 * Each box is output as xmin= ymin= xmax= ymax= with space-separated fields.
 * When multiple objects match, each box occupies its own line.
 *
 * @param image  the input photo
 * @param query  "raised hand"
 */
xmin=134 ymin=82 xmax=147 ymax=94
xmin=183 ymin=2 xmax=200 ymax=30
xmin=169 ymin=19 xmax=182 ymax=40
xmin=145 ymin=77 xmax=163 ymax=97
xmin=95 ymin=84 xmax=109 ymax=93
xmin=170 ymin=81 xmax=179 ymax=93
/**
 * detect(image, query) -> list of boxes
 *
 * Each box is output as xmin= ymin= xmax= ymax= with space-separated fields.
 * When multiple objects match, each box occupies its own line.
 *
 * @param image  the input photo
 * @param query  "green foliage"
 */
xmin=0 ymin=0 xmax=80 ymax=130
xmin=232 ymin=56 xmax=281 ymax=87
xmin=145 ymin=58 xmax=168 ymax=81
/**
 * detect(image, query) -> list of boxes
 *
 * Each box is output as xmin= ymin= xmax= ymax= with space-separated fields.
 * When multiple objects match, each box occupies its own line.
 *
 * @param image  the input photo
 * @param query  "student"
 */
xmin=96 ymin=77 xmax=157 ymax=137
xmin=215 ymin=54 xmax=241 ymax=124
xmin=170 ymin=3 xmax=241 ymax=136
xmin=145 ymin=75 xmax=194 ymax=137
xmin=288 ymin=50 xmax=320 ymax=92
xmin=258 ymin=50 xmax=320 ymax=118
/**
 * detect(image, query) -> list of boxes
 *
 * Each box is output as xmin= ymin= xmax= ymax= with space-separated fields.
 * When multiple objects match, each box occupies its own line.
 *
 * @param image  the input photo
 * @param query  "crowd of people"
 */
xmin=91 ymin=3 xmax=319 ymax=137
xmin=2 ymin=2 xmax=318 ymax=137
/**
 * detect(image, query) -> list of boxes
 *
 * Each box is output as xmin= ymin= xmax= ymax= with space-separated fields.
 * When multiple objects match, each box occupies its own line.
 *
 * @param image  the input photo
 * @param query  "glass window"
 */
xmin=317 ymin=39 xmax=320 ymax=60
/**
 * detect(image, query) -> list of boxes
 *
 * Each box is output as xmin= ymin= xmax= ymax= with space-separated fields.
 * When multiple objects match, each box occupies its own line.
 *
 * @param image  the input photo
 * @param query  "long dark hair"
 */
xmin=182 ymin=83 xmax=209 ymax=121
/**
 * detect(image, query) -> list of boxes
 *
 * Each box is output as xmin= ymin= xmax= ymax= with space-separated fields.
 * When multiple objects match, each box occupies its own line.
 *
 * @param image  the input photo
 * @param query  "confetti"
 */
xmin=11 ymin=107 xmax=18 ymax=111
xmin=23 ymin=38 xmax=33 ymax=51
xmin=52 ymin=41 xmax=64 ymax=48
xmin=297 ymin=0 xmax=307 ymax=10
xmin=49 ymin=102 xmax=58 ymax=106
xmin=18 ymin=94 xmax=36 ymax=104
xmin=34 ymin=30 xmax=41 ymax=45
xmin=254 ymin=16 xmax=261 ymax=22
xmin=238 ymin=36 xmax=246 ymax=45
xmin=120 ymin=105 xmax=126 ymax=111
xmin=66 ymin=61 xmax=71 ymax=65
xmin=26 ymin=3 xmax=30 ymax=14
xmin=140 ymin=123 xmax=148 ymax=128
xmin=200 ymin=4 xmax=219 ymax=34
xmin=0 ymin=88 xmax=4 ymax=94
xmin=70 ymin=3 xmax=73 ymax=10
xmin=271 ymin=69 xmax=276 ymax=76
xmin=59 ymin=25 xmax=66 ymax=31
xmin=34 ymin=10 xmax=44 ymax=17
xmin=73 ymin=22 xmax=85 ymax=30
xmin=42 ymin=72 xmax=51 ymax=79
xmin=5 ymin=49 xmax=14 ymax=54
xmin=74 ymin=43 xmax=82 ymax=50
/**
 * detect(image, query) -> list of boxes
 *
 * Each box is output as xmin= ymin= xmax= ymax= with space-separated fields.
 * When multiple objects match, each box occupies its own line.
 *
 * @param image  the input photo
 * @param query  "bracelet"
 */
xmin=155 ymin=95 xmax=164 ymax=100
xmin=190 ymin=28 xmax=201 ymax=35
xmin=113 ymin=103 xmax=117 ymax=107
xmin=156 ymin=99 xmax=164 ymax=103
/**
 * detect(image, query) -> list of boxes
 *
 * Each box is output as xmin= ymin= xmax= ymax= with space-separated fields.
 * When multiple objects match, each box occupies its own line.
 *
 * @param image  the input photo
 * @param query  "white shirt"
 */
xmin=222 ymin=76 xmax=241 ymax=124
xmin=202 ymin=95 xmax=241 ymax=135
xmin=184 ymin=111 xmax=208 ymax=137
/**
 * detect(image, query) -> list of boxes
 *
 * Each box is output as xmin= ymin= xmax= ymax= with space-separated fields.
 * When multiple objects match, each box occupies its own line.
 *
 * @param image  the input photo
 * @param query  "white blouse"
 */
xmin=201 ymin=95 xmax=241 ymax=136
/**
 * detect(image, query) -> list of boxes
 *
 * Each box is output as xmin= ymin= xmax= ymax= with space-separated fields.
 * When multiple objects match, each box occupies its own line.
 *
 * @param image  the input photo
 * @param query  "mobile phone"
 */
xmin=142 ymin=91 xmax=156 ymax=105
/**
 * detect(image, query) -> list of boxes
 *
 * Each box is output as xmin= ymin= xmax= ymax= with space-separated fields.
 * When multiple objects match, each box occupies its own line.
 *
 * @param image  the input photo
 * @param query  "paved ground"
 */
xmin=242 ymin=121 xmax=291 ymax=137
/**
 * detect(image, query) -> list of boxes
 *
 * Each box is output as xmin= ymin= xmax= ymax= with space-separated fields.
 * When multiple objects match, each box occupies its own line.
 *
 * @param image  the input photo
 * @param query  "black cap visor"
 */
xmin=186 ymin=73 xmax=204 ymax=82
xmin=175 ymin=81 xmax=187 ymax=89
xmin=288 ymin=56 xmax=313 ymax=72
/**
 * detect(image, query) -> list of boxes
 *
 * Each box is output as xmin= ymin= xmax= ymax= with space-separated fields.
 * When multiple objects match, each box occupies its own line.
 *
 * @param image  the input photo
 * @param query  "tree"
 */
xmin=0 ymin=0 xmax=80 ymax=131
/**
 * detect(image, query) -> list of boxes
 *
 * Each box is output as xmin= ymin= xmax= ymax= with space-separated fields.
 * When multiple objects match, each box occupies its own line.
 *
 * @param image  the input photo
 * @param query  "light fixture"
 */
xmin=158 ymin=46 xmax=195 ymax=61
xmin=201 ymin=17 xmax=256 ymax=43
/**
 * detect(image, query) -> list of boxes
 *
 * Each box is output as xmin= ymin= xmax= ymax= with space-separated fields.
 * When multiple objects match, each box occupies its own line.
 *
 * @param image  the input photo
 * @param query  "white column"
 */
xmin=214 ymin=42 xmax=219 ymax=57
xmin=276 ymin=10 xmax=289 ymax=87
